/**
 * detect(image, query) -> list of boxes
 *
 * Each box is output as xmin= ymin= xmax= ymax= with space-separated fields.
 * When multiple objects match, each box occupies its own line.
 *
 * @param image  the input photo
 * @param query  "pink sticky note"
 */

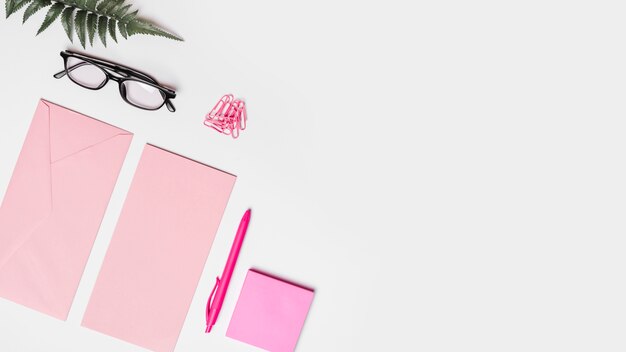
xmin=0 ymin=99 xmax=132 ymax=320
xmin=227 ymin=270 xmax=315 ymax=352
xmin=82 ymin=144 xmax=236 ymax=352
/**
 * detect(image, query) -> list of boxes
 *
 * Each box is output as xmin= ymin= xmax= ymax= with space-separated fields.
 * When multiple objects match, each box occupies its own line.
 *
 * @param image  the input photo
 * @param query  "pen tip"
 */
xmin=245 ymin=209 xmax=251 ymax=218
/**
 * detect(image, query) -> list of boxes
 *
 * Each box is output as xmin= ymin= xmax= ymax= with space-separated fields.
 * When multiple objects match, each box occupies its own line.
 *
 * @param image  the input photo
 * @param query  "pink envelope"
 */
xmin=0 ymin=99 xmax=133 ymax=320
xmin=82 ymin=144 xmax=236 ymax=352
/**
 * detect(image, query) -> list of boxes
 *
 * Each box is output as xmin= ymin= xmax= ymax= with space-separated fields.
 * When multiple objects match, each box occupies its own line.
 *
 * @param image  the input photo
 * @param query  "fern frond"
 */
xmin=84 ymin=0 xmax=95 ymax=11
xmin=4 ymin=0 xmax=184 ymax=47
xmin=117 ymin=19 xmax=126 ymax=39
xmin=95 ymin=0 xmax=107 ymax=12
xmin=74 ymin=8 xmax=86 ymax=47
xmin=102 ymin=0 xmax=122 ymax=16
xmin=5 ymin=0 xmax=15 ymax=17
xmin=126 ymin=18 xmax=182 ymax=41
xmin=97 ymin=14 xmax=107 ymax=46
xmin=22 ymin=0 xmax=50 ymax=23
xmin=36 ymin=1 xmax=62 ymax=34
xmin=86 ymin=11 xmax=96 ymax=46
xmin=60 ymin=5 xmax=74 ymax=41
xmin=114 ymin=3 xmax=130 ymax=17
xmin=107 ymin=16 xmax=116 ymax=42
xmin=6 ymin=0 xmax=32 ymax=18
xmin=120 ymin=8 xmax=135 ymax=21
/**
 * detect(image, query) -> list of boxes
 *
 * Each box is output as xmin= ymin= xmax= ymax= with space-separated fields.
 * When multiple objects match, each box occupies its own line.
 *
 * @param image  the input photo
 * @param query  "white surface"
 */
xmin=0 ymin=1 xmax=625 ymax=351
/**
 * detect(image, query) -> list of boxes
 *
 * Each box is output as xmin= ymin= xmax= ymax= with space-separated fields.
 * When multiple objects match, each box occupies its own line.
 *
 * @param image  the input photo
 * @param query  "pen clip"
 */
xmin=205 ymin=276 xmax=221 ymax=331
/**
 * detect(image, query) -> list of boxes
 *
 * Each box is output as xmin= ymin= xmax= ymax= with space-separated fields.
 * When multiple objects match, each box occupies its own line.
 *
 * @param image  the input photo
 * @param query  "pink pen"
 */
xmin=206 ymin=209 xmax=251 ymax=333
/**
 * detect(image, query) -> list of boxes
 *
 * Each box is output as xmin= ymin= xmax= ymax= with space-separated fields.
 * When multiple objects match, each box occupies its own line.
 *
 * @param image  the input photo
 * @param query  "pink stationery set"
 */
xmin=0 ymin=99 xmax=313 ymax=352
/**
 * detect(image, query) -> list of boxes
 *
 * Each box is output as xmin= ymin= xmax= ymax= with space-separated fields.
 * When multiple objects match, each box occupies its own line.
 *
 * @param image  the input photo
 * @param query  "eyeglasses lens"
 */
xmin=66 ymin=57 xmax=107 ymax=89
xmin=121 ymin=80 xmax=166 ymax=110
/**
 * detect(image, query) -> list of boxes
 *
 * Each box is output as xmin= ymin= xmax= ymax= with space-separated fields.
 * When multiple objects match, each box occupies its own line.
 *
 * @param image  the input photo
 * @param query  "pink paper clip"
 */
xmin=233 ymin=100 xmax=247 ymax=131
xmin=204 ymin=94 xmax=248 ymax=139
xmin=208 ymin=94 xmax=234 ymax=119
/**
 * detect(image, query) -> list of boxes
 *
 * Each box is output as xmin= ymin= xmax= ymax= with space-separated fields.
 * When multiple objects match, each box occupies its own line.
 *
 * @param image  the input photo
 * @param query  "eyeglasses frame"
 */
xmin=53 ymin=50 xmax=176 ymax=112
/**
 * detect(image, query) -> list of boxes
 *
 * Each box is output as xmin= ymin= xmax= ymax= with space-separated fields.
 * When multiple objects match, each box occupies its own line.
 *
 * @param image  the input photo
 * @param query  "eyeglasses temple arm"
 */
xmin=53 ymin=69 xmax=67 ymax=79
xmin=166 ymin=99 xmax=176 ymax=112
xmin=53 ymin=61 xmax=94 ymax=79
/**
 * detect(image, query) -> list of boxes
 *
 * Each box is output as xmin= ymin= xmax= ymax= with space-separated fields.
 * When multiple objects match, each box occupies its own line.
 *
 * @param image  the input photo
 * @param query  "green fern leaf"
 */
xmin=99 ymin=1 xmax=112 ymax=13
xmin=86 ymin=12 xmax=96 ymax=46
xmin=96 ymin=0 xmax=108 ymax=12
xmin=60 ymin=5 xmax=74 ymax=42
xmin=107 ymin=17 xmax=117 ymax=42
xmin=102 ymin=0 xmax=122 ymax=15
xmin=6 ymin=0 xmax=32 ymax=18
xmin=36 ymin=2 xmax=63 ymax=34
xmin=5 ymin=0 xmax=15 ymax=17
xmin=114 ymin=3 xmax=130 ymax=17
xmin=85 ymin=0 xmax=97 ymax=11
xmin=74 ymin=9 xmax=87 ymax=47
xmin=120 ymin=8 xmax=136 ymax=21
xmin=117 ymin=20 xmax=127 ymax=39
xmin=111 ymin=0 xmax=125 ymax=14
xmin=22 ymin=0 xmax=50 ymax=23
xmin=97 ymin=15 xmax=107 ymax=46
xmin=126 ymin=18 xmax=182 ymax=41
xmin=6 ymin=0 xmax=183 ymax=45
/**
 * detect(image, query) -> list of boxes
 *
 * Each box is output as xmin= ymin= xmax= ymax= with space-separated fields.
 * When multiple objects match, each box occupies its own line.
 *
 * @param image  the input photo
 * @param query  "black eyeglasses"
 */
xmin=54 ymin=51 xmax=176 ymax=112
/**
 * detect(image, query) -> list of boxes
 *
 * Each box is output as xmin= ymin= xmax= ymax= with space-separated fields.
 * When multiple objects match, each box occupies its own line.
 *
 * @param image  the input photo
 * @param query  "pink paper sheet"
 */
xmin=82 ymin=144 xmax=236 ymax=352
xmin=0 ymin=99 xmax=133 ymax=320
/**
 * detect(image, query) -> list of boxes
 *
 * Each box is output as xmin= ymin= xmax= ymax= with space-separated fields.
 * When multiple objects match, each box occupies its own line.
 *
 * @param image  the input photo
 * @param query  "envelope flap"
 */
xmin=44 ymin=100 xmax=130 ymax=163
